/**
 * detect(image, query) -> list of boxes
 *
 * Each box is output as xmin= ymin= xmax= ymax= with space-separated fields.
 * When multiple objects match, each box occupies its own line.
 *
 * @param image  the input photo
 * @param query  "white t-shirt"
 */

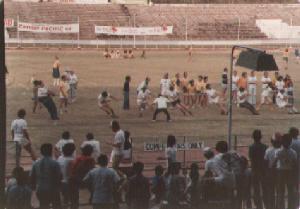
xmin=37 ymin=87 xmax=48 ymax=97
xmin=69 ymin=74 xmax=78 ymax=85
xmin=232 ymin=75 xmax=240 ymax=90
xmin=261 ymin=77 xmax=272 ymax=90
xmin=276 ymin=92 xmax=287 ymax=108
xmin=275 ymin=81 xmax=285 ymax=91
xmin=237 ymin=90 xmax=247 ymax=104
xmin=55 ymin=139 xmax=75 ymax=153
xmin=11 ymin=119 xmax=27 ymax=143
xmin=81 ymin=140 xmax=101 ymax=159
xmin=112 ymin=130 xmax=125 ymax=156
xmin=206 ymin=89 xmax=219 ymax=104
xmin=137 ymin=89 xmax=151 ymax=104
xmin=154 ymin=97 xmax=169 ymax=109
xmin=160 ymin=79 xmax=171 ymax=95
xmin=248 ymin=76 xmax=257 ymax=88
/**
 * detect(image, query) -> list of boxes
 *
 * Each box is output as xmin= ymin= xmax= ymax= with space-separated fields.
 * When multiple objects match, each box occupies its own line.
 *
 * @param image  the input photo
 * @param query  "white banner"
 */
xmin=144 ymin=141 xmax=204 ymax=152
xmin=18 ymin=22 xmax=79 ymax=33
xmin=95 ymin=26 xmax=173 ymax=36
xmin=5 ymin=18 xmax=14 ymax=28
xmin=52 ymin=0 xmax=108 ymax=3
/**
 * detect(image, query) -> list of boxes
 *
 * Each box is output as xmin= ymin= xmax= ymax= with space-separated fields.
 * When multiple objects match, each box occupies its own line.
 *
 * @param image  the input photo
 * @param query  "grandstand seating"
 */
xmin=4 ymin=1 xmax=300 ymax=41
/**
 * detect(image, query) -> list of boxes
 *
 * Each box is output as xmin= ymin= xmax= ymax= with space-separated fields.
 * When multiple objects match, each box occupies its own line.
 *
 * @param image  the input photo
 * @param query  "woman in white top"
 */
xmin=205 ymin=84 xmax=227 ymax=115
xmin=80 ymin=133 xmax=100 ymax=160
xmin=247 ymin=71 xmax=257 ymax=106
xmin=55 ymin=131 xmax=75 ymax=158
xmin=232 ymin=70 xmax=240 ymax=104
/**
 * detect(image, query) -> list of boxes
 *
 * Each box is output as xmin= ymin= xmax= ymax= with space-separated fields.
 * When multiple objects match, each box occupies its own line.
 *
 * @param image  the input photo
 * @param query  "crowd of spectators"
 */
xmin=6 ymin=125 xmax=300 ymax=209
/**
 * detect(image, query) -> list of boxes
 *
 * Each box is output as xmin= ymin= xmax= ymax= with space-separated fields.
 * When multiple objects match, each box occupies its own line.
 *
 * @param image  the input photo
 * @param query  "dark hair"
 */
xmin=124 ymin=131 xmax=132 ymax=150
xmin=215 ymin=141 xmax=228 ymax=153
xmin=239 ymin=87 xmax=245 ymax=92
xmin=62 ymin=131 xmax=70 ymax=140
xmin=167 ymin=135 xmax=176 ymax=148
xmin=252 ymin=129 xmax=262 ymax=143
xmin=169 ymin=85 xmax=174 ymax=91
xmin=17 ymin=109 xmax=26 ymax=118
xmin=240 ymin=156 xmax=248 ymax=171
xmin=204 ymin=149 xmax=214 ymax=160
xmin=62 ymin=143 xmax=76 ymax=157
xmin=12 ymin=167 xmax=27 ymax=186
xmin=125 ymin=75 xmax=131 ymax=81
xmin=86 ymin=133 xmax=94 ymax=140
xmin=61 ymin=75 xmax=67 ymax=80
xmin=41 ymin=143 xmax=53 ymax=157
xmin=224 ymin=67 xmax=228 ymax=72
xmin=190 ymin=163 xmax=199 ymax=183
xmin=271 ymin=134 xmax=282 ymax=149
xmin=170 ymin=162 xmax=181 ymax=175
xmin=33 ymin=80 xmax=40 ymax=86
xmin=81 ymin=145 xmax=93 ymax=156
xmin=101 ymin=91 xmax=108 ymax=98
xmin=289 ymin=127 xmax=299 ymax=139
xmin=155 ymin=165 xmax=164 ymax=176
xmin=133 ymin=162 xmax=144 ymax=174
xmin=205 ymin=84 xmax=211 ymax=89
xmin=97 ymin=154 xmax=108 ymax=166
xmin=111 ymin=120 xmax=120 ymax=132
xmin=282 ymin=133 xmax=292 ymax=148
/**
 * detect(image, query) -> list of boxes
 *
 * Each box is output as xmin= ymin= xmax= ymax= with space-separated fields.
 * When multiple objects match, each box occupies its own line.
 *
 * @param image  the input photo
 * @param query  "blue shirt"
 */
xmin=83 ymin=167 xmax=120 ymax=204
xmin=6 ymin=185 xmax=32 ymax=209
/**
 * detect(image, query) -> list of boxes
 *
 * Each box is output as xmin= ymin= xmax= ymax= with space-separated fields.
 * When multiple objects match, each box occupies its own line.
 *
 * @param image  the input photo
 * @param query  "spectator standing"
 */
xmin=165 ymin=135 xmax=177 ymax=168
xmin=127 ymin=162 xmax=151 ymax=209
xmin=69 ymin=145 xmax=95 ymax=209
xmin=221 ymin=67 xmax=228 ymax=97
xmin=187 ymin=163 xmax=202 ymax=209
xmin=83 ymin=154 xmax=120 ymax=209
xmin=275 ymin=133 xmax=297 ymax=209
xmin=264 ymin=133 xmax=282 ymax=209
xmin=151 ymin=165 xmax=166 ymax=204
xmin=123 ymin=75 xmax=131 ymax=110
xmin=248 ymin=129 xmax=268 ymax=209
xmin=55 ymin=131 xmax=75 ymax=158
xmin=57 ymin=143 xmax=76 ymax=207
xmin=30 ymin=143 xmax=62 ymax=209
xmin=290 ymin=127 xmax=300 ymax=208
xmin=122 ymin=131 xmax=132 ymax=161
xmin=68 ymin=70 xmax=78 ymax=103
xmin=11 ymin=109 xmax=36 ymax=165
xmin=107 ymin=120 xmax=125 ymax=170
xmin=6 ymin=167 xmax=32 ymax=209
xmin=80 ymin=133 xmax=101 ymax=161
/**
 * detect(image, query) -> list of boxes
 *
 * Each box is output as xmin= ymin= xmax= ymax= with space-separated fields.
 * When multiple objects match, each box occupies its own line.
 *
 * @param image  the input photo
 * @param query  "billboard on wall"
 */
xmin=4 ymin=18 xmax=14 ymax=28
xmin=18 ymin=22 xmax=79 ymax=33
xmin=95 ymin=26 xmax=173 ymax=36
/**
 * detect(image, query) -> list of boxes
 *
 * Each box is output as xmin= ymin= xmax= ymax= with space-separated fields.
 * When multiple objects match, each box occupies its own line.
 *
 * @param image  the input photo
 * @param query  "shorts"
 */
xmin=14 ymin=138 xmax=30 ymax=146
xmin=138 ymin=102 xmax=146 ymax=110
xmin=221 ymin=83 xmax=228 ymax=90
xmin=171 ymin=99 xmax=180 ymax=107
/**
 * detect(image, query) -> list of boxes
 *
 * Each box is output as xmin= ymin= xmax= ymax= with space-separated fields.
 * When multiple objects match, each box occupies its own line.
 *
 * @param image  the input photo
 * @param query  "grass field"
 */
xmin=5 ymin=49 xmax=300 ymax=157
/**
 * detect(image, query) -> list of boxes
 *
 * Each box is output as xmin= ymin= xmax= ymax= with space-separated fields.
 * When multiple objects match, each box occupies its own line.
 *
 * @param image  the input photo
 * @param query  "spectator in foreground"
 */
xmin=264 ymin=132 xmax=282 ymax=209
xmin=69 ymin=145 xmax=95 ymax=209
xmin=127 ymin=162 xmax=151 ymax=209
xmin=290 ymin=127 xmax=300 ymax=208
xmin=275 ymin=133 xmax=297 ymax=209
xmin=11 ymin=109 xmax=36 ymax=163
xmin=151 ymin=165 xmax=166 ymax=204
xmin=6 ymin=167 xmax=32 ymax=209
xmin=55 ymin=131 xmax=75 ymax=158
xmin=122 ymin=131 xmax=132 ymax=162
xmin=57 ymin=143 xmax=76 ymax=206
xmin=80 ymin=133 xmax=101 ymax=161
xmin=30 ymin=143 xmax=62 ymax=209
xmin=248 ymin=129 xmax=268 ymax=209
xmin=165 ymin=135 xmax=177 ymax=168
xmin=83 ymin=154 xmax=120 ymax=209
xmin=187 ymin=163 xmax=201 ymax=209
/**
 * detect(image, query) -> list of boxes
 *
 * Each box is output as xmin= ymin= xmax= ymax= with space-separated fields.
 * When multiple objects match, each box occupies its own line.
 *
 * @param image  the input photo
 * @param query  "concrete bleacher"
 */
xmin=4 ymin=2 xmax=300 ymax=41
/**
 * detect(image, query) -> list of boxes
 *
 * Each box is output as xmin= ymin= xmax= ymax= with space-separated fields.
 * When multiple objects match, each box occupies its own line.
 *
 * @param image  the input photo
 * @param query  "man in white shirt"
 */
xmin=81 ymin=133 xmax=101 ymax=161
xmin=11 ymin=109 xmax=36 ymax=164
xmin=152 ymin=94 xmax=171 ymax=122
xmin=107 ymin=120 xmax=125 ymax=170
xmin=68 ymin=70 xmax=78 ymax=103
xmin=160 ymin=73 xmax=171 ymax=96
xmin=206 ymin=84 xmax=227 ymax=115
xmin=238 ymin=87 xmax=259 ymax=115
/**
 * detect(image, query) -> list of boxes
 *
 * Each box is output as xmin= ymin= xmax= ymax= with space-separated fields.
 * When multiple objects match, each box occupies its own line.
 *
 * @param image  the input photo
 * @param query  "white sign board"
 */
xmin=18 ymin=22 xmax=79 ymax=33
xmin=5 ymin=18 xmax=14 ymax=28
xmin=95 ymin=26 xmax=173 ymax=36
xmin=144 ymin=141 xmax=204 ymax=152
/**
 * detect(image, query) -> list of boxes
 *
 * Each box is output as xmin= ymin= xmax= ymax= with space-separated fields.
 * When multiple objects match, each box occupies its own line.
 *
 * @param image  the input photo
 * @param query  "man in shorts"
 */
xmin=11 ymin=109 xmax=36 ymax=165
xmin=98 ymin=91 xmax=118 ymax=118
xmin=152 ymin=94 xmax=171 ymax=122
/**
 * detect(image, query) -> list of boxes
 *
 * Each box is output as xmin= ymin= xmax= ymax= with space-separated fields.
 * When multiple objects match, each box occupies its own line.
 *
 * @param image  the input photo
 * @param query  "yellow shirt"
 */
xmin=196 ymin=81 xmax=205 ymax=92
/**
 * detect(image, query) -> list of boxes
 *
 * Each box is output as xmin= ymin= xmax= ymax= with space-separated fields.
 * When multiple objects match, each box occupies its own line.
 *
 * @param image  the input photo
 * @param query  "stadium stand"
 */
xmin=4 ymin=1 xmax=300 ymax=41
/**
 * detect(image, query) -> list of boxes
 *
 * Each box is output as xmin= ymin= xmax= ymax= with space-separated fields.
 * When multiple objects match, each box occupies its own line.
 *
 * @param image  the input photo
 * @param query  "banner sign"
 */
xmin=18 ymin=22 xmax=79 ymax=33
xmin=5 ymin=18 xmax=14 ymax=28
xmin=52 ymin=0 xmax=108 ymax=3
xmin=95 ymin=26 xmax=173 ymax=36
xmin=144 ymin=141 xmax=204 ymax=151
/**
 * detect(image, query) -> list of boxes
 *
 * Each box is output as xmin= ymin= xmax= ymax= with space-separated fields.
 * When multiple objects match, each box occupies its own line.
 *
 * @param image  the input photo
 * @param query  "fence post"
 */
xmin=234 ymin=135 xmax=237 ymax=151
xmin=183 ymin=136 xmax=186 ymax=168
xmin=77 ymin=16 xmax=80 ymax=49
xmin=17 ymin=15 xmax=20 ymax=48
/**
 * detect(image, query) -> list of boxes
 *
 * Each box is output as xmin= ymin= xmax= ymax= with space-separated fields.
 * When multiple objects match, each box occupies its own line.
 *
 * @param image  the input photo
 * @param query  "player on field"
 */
xmin=167 ymin=86 xmax=192 ymax=116
xmin=98 ymin=91 xmax=118 ymax=118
